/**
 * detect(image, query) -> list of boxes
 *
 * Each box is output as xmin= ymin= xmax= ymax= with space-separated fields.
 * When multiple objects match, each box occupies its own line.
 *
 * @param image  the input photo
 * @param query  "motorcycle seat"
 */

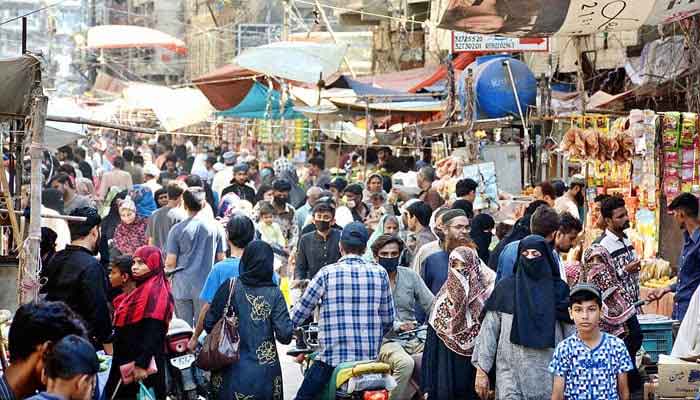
xmin=333 ymin=361 xmax=392 ymax=389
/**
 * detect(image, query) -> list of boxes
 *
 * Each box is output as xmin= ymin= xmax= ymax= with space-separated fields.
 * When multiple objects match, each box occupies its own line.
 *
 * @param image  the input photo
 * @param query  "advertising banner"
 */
xmin=452 ymin=32 xmax=549 ymax=52
xmin=439 ymin=0 xmax=700 ymax=37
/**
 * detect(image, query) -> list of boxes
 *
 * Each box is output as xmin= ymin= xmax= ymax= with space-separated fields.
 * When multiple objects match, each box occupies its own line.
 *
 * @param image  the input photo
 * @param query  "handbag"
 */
xmin=118 ymin=357 xmax=158 ymax=385
xmin=195 ymin=278 xmax=240 ymax=371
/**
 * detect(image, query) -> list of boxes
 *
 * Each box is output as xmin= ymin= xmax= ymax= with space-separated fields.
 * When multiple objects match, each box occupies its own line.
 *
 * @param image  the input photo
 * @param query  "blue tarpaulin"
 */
xmin=216 ymin=81 xmax=303 ymax=119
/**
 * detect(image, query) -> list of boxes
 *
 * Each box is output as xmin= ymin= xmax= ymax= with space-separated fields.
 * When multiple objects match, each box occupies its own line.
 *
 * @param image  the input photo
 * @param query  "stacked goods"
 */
xmin=680 ymin=113 xmax=697 ymax=193
xmin=662 ymin=112 xmax=682 ymax=204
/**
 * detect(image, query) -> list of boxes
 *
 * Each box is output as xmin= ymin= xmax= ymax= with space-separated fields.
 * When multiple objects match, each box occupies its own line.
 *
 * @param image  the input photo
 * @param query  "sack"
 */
xmin=195 ymin=278 xmax=240 ymax=371
xmin=137 ymin=382 xmax=155 ymax=400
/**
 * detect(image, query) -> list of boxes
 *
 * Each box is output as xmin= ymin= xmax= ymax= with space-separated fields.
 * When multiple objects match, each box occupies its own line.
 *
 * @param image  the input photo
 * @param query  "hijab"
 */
xmin=239 ymin=240 xmax=276 ymax=287
xmin=364 ymin=214 xmax=402 ymax=261
xmin=484 ymin=235 xmax=570 ymax=349
xmin=101 ymin=189 xmax=128 ymax=239
xmin=113 ymin=246 xmax=174 ymax=327
xmin=113 ymin=198 xmax=148 ymax=255
xmin=130 ymin=185 xmax=157 ymax=218
xmin=470 ymin=214 xmax=495 ymax=264
xmin=429 ymin=246 xmax=495 ymax=356
xmin=579 ymin=244 xmax=636 ymax=336
xmin=75 ymin=178 xmax=96 ymax=202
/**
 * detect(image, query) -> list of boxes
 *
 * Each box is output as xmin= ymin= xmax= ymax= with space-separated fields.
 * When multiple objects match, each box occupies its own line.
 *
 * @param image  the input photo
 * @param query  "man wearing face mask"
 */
xmin=342 ymin=183 xmax=370 ymax=223
xmin=295 ymin=202 xmax=342 ymax=282
xmin=270 ymin=179 xmax=298 ymax=248
xmin=40 ymin=207 xmax=113 ymax=354
xmin=372 ymin=234 xmax=434 ymax=400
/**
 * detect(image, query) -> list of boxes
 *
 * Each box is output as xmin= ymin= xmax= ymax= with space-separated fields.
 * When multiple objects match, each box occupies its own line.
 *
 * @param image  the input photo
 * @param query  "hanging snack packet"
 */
xmin=680 ymin=112 xmax=697 ymax=147
xmin=663 ymin=112 xmax=681 ymax=149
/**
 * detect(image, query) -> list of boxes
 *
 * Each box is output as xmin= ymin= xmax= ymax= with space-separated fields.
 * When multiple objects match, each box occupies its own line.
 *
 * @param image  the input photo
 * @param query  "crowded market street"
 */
xmin=1 ymin=1 xmax=700 ymax=400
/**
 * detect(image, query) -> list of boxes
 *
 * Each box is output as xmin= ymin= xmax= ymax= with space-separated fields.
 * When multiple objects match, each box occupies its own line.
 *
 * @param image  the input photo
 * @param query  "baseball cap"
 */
xmin=570 ymin=174 xmax=586 ymax=186
xmin=326 ymin=177 xmax=347 ymax=191
xmin=143 ymin=163 xmax=160 ymax=177
xmin=313 ymin=198 xmax=336 ymax=214
xmin=223 ymin=151 xmax=236 ymax=164
xmin=569 ymin=283 xmax=602 ymax=300
xmin=340 ymin=222 xmax=369 ymax=247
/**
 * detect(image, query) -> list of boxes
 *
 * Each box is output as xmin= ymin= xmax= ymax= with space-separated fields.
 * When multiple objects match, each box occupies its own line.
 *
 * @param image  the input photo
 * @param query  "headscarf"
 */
xmin=75 ymin=178 xmax=96 ymax=202
xmin=273 ymin=158 xmax=306 ymax=208
xmin=42 ymin=189 xmax=64 ymax=214
xmin=129 ymin=185 xmax=157 ymax=218
xmin=364 ymin=214 xmax=402 ymax=260
xmin=579 ymin=245 xmax=636 ymax=336
xmin=470 ymin=214 xmax=495 ymax=264
xmin=484 ymin=235 xmax=570 ymax=349
xmin=113 ymin=199 xmax=148 ymax=256
xmin=429 ymin=247 xmax=496 ymax=356
xmin=239 ymin=241 xmax=276 ymax=287
xmin=101 ymin=189 xmax=128 ymax=239
xmin=113 ymin=246 xmax=174 ymax=327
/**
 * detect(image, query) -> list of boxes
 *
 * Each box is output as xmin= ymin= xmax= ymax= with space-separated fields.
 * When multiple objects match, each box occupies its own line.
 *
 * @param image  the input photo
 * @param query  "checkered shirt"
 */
xmin=291 ymin=254 xmax=395 ymax=367
xmin=549 ymin=333 xmax=633 ymax=400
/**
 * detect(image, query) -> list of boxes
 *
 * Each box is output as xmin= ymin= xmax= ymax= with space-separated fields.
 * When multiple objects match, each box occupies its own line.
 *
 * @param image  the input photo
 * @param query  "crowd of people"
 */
xmin=3 ymin=138 xmax=700 ymax=400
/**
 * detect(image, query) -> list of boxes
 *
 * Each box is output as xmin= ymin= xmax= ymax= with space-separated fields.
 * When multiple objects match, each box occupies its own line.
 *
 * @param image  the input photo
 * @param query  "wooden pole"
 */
xmin=44 ymin=115 xmax=213 ymax=137
xmin=22 ymin=95 xmax=48 ymax=304
xmin=313 ymin=0 xmax=356 ymax=78
xmin=0 ymin=209 xmax=87 ymax=222
xmin=362 ymin=99 xmax=371 ymax=181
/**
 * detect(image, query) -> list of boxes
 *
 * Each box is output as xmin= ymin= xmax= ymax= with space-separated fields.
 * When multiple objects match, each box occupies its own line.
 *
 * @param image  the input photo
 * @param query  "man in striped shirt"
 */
xmin=594 ymin=195 xmax=644 ymax=392
xmin=594 ymin=196 xmax=641 ymax=303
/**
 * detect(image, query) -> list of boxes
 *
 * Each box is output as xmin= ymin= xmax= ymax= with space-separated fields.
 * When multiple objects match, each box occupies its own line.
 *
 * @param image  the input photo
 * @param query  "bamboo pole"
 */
xmin=313 ymin=0 xmax=356 ymax=78
xmin=0 ymin=209 xmax=87 ymax=222
xmin=44 ymin=115 xmax=213 ymax=137
xmin=22 ymin=95 xmax=48 ymax=304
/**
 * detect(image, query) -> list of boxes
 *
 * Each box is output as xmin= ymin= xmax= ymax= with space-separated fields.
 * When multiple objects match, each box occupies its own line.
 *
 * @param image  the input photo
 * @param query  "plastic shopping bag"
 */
xmin=137 ymin=382 xmax=155 ymax=400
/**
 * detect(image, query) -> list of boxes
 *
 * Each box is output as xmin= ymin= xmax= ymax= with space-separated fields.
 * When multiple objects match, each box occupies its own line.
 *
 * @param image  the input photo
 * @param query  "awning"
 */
xmin=87 ymin=25 xmax=187 ymax=54
xmin=122 ymin=84 xmax=214 ymax=131
xmin=234 ymin=41 xmax=348 ymax=84
xmin=217 ymin=81 xmax=303 ymax=120
xmin=356 ymin=66 xmax=440 ymax=93
xmin=193 ymin=64 xmax=266 ymax=111
xmin=45 ymin=97 xmax=88 ymax=150
xmin=0 ymin=55 xmax=40 ymax=117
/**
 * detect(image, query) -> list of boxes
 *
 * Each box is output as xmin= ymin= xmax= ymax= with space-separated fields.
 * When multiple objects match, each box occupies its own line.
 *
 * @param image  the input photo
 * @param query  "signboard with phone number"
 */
xmin=452 ymin=32 xmax=549 ymax=53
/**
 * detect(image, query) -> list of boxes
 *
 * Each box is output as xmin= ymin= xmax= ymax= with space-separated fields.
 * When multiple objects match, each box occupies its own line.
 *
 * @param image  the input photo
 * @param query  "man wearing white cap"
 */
xmin=142 ymin=163 xmax=162 ymax=195
xmin=212 ymin=151 xmax=236 ymax=196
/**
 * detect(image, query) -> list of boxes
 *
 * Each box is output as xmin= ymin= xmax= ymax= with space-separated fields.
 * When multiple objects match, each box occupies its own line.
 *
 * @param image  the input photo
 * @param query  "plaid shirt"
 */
xmin=291 ymin=254 xmax=395 ymax=367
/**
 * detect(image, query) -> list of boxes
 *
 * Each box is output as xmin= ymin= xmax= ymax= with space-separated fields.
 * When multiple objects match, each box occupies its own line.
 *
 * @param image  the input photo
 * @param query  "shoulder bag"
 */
xmin=195 ymin=278 xmax=240 ymax=371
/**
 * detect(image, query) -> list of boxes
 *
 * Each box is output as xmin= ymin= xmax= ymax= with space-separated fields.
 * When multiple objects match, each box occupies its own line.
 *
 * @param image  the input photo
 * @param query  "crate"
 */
xmin=640 ymin=320 xmax=674 ymax=363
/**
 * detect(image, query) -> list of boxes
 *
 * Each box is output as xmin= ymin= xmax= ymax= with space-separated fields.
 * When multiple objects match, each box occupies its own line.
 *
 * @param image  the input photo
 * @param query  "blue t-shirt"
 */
xmin=166 ymin=216 xmax=226 ymax=299
xmin=199 ymin=257 xmax=280 ymax=303
xmin=549 ymin=332 xmax=633 ymax=400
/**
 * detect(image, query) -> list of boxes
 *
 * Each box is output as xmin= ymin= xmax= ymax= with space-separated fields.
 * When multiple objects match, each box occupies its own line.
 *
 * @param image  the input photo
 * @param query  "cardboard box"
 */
xmin=657 ymin=355 xmax=700 ymax=398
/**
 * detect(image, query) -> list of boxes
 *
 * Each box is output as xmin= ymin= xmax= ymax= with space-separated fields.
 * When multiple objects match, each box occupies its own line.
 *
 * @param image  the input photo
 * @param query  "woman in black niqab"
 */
xmin=239 ymin=240 xmax=276 ymax=287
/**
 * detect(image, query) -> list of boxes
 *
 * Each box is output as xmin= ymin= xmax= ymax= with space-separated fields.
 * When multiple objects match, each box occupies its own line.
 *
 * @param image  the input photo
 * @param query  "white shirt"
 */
xmin=554 ymin=195 xmax=580 ymax=220
xmin=212 ymin=166 xmax=234 ymax=197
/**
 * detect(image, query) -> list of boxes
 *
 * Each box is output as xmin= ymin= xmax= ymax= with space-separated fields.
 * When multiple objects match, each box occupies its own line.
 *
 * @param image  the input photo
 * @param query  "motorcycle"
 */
xmin=164 ymin=318 xmax=200 ymax=400
xmin=287 ymin=324 xmax=396 ymax=400
xmin=394 ymin=325 xmax=427 ymax=400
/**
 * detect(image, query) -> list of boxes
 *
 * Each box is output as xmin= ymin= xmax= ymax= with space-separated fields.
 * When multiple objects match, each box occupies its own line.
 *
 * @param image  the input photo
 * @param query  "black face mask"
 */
xmin=378 ymin=256 xmax=400 ymax=273
xmin=274 ymin=196 xmax=288 ymax=206
xmin=316 ymin=220 xmax=331 ymax=232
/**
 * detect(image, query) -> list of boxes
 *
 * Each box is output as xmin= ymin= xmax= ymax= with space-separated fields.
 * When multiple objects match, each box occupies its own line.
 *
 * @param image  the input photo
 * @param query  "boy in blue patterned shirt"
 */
xmin=549 ymin=284 xmax=633 ymax=400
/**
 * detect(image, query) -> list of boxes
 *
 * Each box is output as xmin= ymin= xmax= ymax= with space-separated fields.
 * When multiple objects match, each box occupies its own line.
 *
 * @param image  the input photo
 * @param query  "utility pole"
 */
xmin=282 ymin=0 xmax=289 ymax=41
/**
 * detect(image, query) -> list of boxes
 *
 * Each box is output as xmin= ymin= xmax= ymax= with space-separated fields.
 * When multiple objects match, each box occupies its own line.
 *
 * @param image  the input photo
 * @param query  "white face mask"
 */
xmin=346 ymin=200 xmax=357 ymax=209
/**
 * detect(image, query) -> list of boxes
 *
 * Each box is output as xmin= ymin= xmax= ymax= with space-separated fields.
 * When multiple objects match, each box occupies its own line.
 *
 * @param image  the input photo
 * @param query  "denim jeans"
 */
xmin=295 ymin=360 xmax=335 ymax=400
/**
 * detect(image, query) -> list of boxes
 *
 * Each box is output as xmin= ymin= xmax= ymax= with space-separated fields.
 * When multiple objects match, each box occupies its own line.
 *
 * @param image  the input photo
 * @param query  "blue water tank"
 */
xmin=459 ymin=55 xmax=537 ymax=119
